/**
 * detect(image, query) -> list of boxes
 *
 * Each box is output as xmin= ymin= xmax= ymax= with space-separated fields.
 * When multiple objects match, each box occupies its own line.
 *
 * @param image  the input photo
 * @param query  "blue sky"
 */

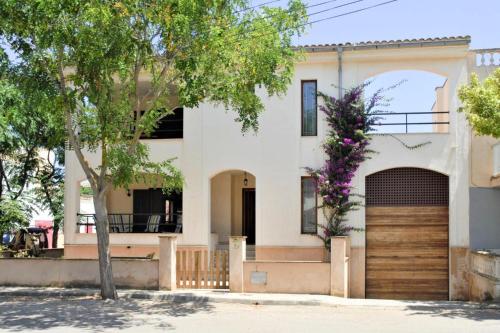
xmin=290 ymin=0 xmax=500 ymax=48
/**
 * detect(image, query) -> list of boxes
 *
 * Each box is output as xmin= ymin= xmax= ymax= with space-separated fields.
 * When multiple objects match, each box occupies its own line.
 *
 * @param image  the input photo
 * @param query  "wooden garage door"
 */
xmin=365 ymin=168 xmax=449 ymax=300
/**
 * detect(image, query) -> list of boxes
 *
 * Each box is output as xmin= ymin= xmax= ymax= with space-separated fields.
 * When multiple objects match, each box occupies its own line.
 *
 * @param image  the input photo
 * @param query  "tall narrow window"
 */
xmin=301 ymin=80 xmax=317 ymax=136
xmin=301 ymin=177 xmax=317 ymax=234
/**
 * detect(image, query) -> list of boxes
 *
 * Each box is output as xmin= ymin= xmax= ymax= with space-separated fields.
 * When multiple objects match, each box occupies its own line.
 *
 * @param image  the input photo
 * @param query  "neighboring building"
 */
xmin=63 ymin=36 xmax=500 ymax=300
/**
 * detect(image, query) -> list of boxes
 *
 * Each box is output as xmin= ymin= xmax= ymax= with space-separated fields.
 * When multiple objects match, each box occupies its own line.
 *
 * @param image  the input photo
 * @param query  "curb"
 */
xmin=1 ymin=287 xmax=499 ymax=310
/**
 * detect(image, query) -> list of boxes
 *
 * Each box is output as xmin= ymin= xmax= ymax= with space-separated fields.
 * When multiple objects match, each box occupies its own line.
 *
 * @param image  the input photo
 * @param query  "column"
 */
xmin=229 ymin=236 xmax=246 ymax=292
xmin=158 ymin=235 xmax=177 ymax=291
xmin=331 ymin=236 xmax=351 ymax=297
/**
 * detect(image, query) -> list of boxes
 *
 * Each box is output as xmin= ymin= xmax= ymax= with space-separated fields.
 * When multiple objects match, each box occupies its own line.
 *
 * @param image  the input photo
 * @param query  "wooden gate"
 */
xmin=365 ymin=168 xmax=449 ymax=300
xmin=176 ymin=249 xmax=229 ymax=289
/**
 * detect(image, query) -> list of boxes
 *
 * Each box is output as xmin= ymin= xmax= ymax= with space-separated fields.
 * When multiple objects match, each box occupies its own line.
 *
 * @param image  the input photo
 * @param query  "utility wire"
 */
xmin=226 ymin=0 xmax=368 ymax=40
xmin=307 ymin=0 xmax=365 ymax=17
xmin=307 ymin=0 xmax=397 ymax=25
xmin=234 ymin=0 xmax=281 ymax=14
xmin=227 ymin=0 xmax=398 ymax=44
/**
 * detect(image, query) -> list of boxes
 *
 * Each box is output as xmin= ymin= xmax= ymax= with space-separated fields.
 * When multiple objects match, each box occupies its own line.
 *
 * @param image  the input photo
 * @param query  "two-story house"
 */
xmin=64 ymin=36 xmax=500 ymax=300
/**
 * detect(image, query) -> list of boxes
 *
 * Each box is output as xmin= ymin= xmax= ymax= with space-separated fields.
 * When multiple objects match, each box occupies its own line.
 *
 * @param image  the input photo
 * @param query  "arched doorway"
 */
xmin=365 ymin=167 xmax=449 ymax=300
xmin=210 ymin=170 xmax=256 ymax=254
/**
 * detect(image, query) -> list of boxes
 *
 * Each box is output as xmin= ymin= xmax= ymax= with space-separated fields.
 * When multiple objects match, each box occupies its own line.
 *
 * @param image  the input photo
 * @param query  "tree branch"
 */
xmin=56 ymin=46 xmax=99 ymax=191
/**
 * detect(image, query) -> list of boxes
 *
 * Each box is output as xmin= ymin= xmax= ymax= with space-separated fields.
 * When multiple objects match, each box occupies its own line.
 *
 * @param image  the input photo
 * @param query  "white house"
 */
xmin=63 ymin=36 xmax=500 ymax=300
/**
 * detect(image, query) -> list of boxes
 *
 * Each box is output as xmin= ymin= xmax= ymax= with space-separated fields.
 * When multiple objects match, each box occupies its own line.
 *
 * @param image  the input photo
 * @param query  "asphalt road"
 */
xmin=0 ymin=296 xmax=499 ymax=332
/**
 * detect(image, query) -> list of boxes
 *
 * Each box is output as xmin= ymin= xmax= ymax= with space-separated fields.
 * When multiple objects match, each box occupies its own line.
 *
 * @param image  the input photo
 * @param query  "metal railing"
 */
xmin=77 ymin=213 xmax=183 ymax=233
xmin=370 ymin=111 xmax=450 ymax=133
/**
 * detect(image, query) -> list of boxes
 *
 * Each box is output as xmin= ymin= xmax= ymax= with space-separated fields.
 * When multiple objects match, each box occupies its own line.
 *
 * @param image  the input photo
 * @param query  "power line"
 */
xmin=307 ymin=0 xmax=365 ymax=17
xmin=226 ymin=0 xmax=368 ymax=40
xmin=307 ymin=0 xmax=397 ymax=25
xmin=226 ymin=0 xmax=398 ymax=46
xmin=234 ymin=0 xmax=281 ymax=14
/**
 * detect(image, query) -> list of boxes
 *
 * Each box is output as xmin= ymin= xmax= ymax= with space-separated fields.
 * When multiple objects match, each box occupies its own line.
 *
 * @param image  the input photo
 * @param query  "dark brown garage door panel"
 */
xmin=366 ymin=206 xmax=449 ymax=300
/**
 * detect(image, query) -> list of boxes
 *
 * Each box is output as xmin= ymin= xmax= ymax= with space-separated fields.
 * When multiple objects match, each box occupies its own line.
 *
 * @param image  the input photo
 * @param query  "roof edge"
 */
xmin=296 ymin=36 xmax=471 ymax=53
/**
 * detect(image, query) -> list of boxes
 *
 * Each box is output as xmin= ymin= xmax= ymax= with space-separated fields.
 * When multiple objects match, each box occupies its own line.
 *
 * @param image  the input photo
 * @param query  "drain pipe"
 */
xmin=337 ymin=46 xmax=343 ymax=99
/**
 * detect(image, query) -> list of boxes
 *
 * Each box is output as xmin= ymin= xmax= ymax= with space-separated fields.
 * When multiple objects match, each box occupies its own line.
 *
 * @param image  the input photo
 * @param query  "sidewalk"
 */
xmin=1 ymin=286 xmax=499 ymax=310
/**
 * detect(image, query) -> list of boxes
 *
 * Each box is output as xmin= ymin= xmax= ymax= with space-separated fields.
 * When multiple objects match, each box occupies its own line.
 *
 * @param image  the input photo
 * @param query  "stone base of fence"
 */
xmin=1 ymin=235 xmax=351 ymax=296
xmin=228 ymin=236 xmax=351 ymax=297
xmin=469 ymin=250 xmax=500 ymax=302
xmin=330 ymin=236 xmax=350 ymax=297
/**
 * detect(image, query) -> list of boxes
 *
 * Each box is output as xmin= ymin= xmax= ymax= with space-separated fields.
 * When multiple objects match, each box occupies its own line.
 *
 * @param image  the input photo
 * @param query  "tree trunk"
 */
xmin=51 ymin=223 xmax=59 ymax=248
xmin=93 ymin=191 xmax=117 ymax=299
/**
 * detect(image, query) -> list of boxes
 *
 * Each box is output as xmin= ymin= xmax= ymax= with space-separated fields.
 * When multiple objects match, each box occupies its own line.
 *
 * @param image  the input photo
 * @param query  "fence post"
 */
xmin=330 ymin=236 xmax=351 ymax=297
xmin=158 ymin=234 xmax=177 ymax=291
xmin=229 ymin=236 xmax=246 ymax=292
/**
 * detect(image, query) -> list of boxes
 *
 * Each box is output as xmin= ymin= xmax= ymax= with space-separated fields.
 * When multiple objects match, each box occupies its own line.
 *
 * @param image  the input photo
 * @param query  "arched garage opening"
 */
xmin=365 ymin=167 xmax=449 ymax=300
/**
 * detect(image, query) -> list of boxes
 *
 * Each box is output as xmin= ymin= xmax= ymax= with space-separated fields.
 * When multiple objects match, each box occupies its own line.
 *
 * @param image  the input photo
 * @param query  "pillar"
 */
xmin=158 ymin=235 xmax=177 ymax=290
xmin=331 ymin=236 xmax=351 ymax=297
xmin=229 ymin=236 xmax=246 ymax=292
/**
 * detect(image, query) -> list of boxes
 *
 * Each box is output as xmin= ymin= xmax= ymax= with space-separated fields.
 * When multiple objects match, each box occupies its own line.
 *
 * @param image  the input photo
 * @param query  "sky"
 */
xmin=288 ymin=0 xmax=500 ymax=49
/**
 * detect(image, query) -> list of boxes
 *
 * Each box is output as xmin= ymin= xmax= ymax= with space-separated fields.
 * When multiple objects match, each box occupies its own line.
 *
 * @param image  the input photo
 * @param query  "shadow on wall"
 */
xmin=0 ymin=297 xmax=214 ymax=331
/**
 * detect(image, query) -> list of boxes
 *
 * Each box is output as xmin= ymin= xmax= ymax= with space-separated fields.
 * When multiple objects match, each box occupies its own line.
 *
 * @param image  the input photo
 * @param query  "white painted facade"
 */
xmin=64 ymin=36 xmax=496 ymax=259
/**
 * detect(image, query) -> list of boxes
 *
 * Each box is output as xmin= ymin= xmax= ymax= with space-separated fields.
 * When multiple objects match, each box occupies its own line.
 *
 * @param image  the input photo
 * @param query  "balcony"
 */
xmin=140 ymin=107 xmax=183 ymax=140
xmin=77 ymin=213 xmax=182 ymax=234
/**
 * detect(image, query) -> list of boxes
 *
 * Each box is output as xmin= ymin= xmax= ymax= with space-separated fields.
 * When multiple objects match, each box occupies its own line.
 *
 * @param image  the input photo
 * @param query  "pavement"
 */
xmin=0 ymin=293 xmax=499 ymax=333
xmin=0 ymin=286 xmax=499 ymax=310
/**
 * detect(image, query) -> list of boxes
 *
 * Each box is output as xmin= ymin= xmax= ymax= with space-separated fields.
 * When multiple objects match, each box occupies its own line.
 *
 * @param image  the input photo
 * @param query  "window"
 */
xmin=301 ymin=177 xmax=317 ymax=234
xmin=301 ymin=80 xmax=317 ymax=136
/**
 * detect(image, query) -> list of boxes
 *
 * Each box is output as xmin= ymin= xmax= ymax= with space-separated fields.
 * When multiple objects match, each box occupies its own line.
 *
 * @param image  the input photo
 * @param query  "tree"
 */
xmin=459 ymin=68 xmax=500 ymax=138
xmin=0 ymin=1 xmax=307 ymax=299
xmin=0 ymin=50 xmax=65 ymax=243
xmin=34 ymin=147 xmax=65 ymax=248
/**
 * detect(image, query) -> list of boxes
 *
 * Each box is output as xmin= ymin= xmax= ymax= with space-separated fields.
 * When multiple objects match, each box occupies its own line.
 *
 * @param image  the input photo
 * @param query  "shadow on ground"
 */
xmin=0 ymin=296 xmax=214 ymax=331
xmin=404 ymin=303 xmax=500 ymax=322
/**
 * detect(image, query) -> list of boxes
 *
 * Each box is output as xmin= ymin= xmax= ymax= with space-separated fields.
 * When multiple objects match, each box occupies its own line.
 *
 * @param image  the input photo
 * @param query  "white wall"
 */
xmin=64 ymin=43 xmax=471 ymax=250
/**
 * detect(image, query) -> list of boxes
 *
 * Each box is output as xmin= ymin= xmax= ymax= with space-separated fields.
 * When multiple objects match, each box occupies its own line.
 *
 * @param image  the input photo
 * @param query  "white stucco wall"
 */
xmin=64 ymin=43 xmax=472 ymax=250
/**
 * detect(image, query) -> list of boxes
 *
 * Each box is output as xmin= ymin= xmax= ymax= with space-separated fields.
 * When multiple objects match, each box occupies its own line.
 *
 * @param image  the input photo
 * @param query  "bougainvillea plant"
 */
xmin=307 ymin=84 xmax=384 ymax=250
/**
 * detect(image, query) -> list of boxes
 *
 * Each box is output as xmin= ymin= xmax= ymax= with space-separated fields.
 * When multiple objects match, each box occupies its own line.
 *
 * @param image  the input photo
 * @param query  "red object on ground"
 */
xmin=35 ymin=220 xmax=54 ymax=248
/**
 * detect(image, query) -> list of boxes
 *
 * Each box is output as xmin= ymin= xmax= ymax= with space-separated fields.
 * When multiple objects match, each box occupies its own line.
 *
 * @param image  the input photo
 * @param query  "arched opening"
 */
xmin=210 ymin=170 xmax=256 ymax=255
xmin=364 ymin=70 xmax=449 ymax=134
xmin=365 ymin=167 xmax=449 ymax=300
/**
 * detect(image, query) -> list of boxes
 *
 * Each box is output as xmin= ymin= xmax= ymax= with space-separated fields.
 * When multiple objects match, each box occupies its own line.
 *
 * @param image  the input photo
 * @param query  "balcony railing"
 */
xmin=473 ymin=48 xmax=500 ymax=67
xmin=77 ymin=213 xmax=182 ymax=233
xmin=369 ymin=111 xmax=450 ymax=134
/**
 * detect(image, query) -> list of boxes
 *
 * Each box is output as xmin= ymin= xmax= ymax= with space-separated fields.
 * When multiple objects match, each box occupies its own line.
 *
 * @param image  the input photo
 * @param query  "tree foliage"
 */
xmin=459 ymin=68 xmax=500 ymax=138
xmin=0 ymin=49 xmax=65 ymax=241
xmin=0 ymin=0 xmax=307 ymax=298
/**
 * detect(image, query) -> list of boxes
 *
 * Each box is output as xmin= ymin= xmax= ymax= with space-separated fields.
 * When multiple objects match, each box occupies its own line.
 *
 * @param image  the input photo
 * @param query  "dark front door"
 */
xmin=242 ymin=188 xmax=256 ymax=245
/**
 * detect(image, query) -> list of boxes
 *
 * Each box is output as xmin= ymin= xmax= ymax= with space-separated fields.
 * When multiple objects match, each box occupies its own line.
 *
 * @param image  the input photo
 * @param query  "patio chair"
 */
xmin=145 ymin=215 xmax=161 ymax=233
xmin=121 ymin=215 xmax=132 ymax=233
xmin=109 ymin=215 xmax=123 ymax=233
xmin=174 ymin=215 xmax=183 ymax=233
